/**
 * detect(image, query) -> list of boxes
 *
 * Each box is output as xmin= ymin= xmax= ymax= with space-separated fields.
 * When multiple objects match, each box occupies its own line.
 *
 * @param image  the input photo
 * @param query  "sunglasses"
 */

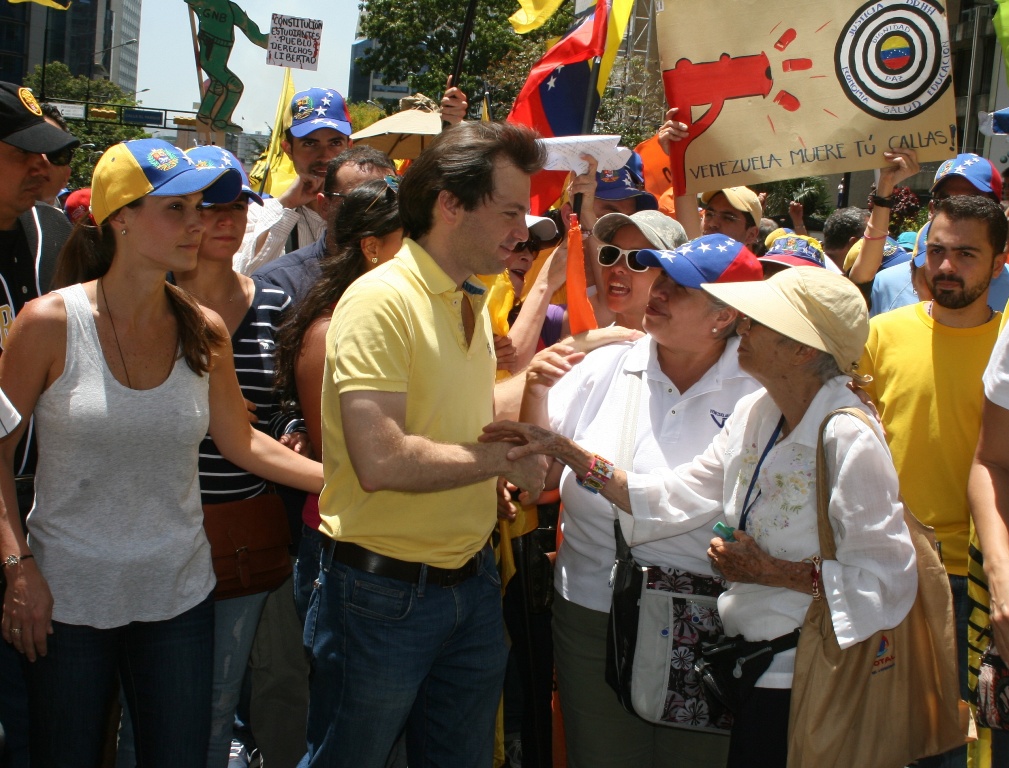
xmin=46 ymin=146 xmax=75 ymax=167
xmin=597 ymin=244 xmax=650 ymax=272
xmin=363 ymin=175 xmax=400 ymax=214
xmin=510 ymin=238 xmax=541 ymax=254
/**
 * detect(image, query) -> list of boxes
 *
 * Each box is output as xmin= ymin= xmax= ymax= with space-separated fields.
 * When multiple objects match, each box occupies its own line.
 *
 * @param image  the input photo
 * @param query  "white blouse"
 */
xmin=622 ymin=376 xmax=918 ymax=687
xmin=548 ymin=336 xmax=762 ymax=612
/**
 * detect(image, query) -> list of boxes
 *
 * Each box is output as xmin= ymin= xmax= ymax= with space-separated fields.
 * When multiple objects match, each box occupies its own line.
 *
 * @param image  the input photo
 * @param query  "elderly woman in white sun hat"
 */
xmin=483 ymin=267 xmax=917 ymax=768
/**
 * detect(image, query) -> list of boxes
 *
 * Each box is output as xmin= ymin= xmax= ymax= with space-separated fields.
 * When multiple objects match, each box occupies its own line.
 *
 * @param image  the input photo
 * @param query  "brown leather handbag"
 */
xmin=203 ymin=493 xmax=292 ymax=600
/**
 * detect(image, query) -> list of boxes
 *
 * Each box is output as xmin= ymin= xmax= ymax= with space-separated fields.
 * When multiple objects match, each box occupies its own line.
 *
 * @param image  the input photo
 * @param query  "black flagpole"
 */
xmin=443 ymin=0 xmax=479 ymax=129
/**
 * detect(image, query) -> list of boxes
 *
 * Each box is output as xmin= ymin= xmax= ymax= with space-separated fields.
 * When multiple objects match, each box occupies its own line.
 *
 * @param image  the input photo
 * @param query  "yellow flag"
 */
xmin=509 ymin=0 xmax=565 ymax=33
xmin=595 ymin=0 xmax=633 ymax=101
xmin=248 ymin=68 xmax=297 ymax=197
xmin=8 ymin=0 xmax=71 ymax=8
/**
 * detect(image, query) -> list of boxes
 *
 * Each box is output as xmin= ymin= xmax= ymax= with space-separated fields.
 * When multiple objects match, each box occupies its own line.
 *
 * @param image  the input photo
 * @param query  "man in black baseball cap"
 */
xmin=0 ymin=80 xmax=79 ymax=766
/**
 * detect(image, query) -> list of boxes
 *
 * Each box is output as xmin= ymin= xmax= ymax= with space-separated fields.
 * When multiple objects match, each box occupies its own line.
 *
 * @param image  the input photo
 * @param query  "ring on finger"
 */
xmin=11 ymin=627 xmax=22 ymax=634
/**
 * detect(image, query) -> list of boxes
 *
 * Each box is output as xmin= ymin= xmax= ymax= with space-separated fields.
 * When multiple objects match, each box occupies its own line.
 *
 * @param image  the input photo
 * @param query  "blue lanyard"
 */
xmin=739 ymin=415 xmax=785 ymax=533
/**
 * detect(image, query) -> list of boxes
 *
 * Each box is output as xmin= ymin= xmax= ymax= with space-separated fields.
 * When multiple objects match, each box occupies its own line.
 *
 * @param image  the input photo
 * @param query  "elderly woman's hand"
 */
xmin=708 ymin=532 xmax=816 ymax=594
xmin=481 ymin=420 xmax=577 ymax=464
xmin=707 ymin=531 xmax=775 ymax=583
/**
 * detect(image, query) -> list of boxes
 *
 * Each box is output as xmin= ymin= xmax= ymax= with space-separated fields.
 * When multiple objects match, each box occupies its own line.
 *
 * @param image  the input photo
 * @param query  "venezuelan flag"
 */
xmin=880 ymin=34 xmax=911 ymax=70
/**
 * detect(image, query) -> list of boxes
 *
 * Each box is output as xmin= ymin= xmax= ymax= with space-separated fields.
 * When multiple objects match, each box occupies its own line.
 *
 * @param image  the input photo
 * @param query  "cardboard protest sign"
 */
xmin=656 ymin=0 xmax=956 ymax=194
xmin=267 ymin=13 xmax=323 ymax=71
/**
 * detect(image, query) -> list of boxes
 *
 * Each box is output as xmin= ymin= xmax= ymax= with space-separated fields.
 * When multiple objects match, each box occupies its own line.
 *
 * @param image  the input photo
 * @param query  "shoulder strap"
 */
xmin=611 ymin=368 xmax=643 ymax=559
xmin=815 ymin=406 xmax=877 ymax=560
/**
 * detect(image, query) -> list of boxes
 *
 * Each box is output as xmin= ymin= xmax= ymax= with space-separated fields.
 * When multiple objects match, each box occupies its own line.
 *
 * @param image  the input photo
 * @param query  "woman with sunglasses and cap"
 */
xmin=489 ymin=234 xmax=763 ymax=767
xmin=483 ymin=268 xmax=917 ymax=767
xmin=593 ymin=209 xmax=685 ymax=331
xmin=0 ymin=138 xmax=323 ymax=766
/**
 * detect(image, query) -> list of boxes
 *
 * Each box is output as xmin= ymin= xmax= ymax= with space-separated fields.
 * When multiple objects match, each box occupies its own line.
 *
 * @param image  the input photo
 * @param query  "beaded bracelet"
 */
xmin=576 ymin=454 xmax=615 ymax=494
xmin=803 ymin=555 xmax=823 ymax=600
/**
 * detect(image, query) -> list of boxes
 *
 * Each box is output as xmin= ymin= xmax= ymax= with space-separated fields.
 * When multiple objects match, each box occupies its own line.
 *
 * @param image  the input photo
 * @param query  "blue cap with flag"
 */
xmin=595 ymin=152 xmax=658 ymax=210
xmin=186 ymin=146 xmax=263 ymax=205
xmin=289 ymin=87 xmax=352 ymax=139
xmin=636 ymin=234 xmax=763 ymax=288
xmin=90 ymin=139 xmax=242 ymax=226
xmin=912 ymin=222 xmax=931 ymax=268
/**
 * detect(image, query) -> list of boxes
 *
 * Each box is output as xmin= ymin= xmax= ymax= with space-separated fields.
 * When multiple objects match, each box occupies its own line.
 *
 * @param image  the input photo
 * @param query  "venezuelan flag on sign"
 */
xmin=507 ymin=0 xmax=633 ymax=214
xmin=8 ymin=0 xmax=71 ymax=8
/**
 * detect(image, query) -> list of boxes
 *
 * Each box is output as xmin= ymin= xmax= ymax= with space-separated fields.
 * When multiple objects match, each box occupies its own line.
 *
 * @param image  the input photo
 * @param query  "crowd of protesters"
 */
xmin=0 ymin=67 xmax=1008 ymax=768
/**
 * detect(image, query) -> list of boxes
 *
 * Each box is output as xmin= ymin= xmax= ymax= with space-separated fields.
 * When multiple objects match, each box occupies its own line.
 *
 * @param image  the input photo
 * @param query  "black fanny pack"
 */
xmin=694 ymin=628 xmax=801 ymax=713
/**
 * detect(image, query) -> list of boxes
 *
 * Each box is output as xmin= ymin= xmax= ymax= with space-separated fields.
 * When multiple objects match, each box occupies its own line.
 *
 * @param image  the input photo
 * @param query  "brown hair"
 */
xmin=398 ymin=121 xmax=545 ymax=240
xmin=53 ymin=204 xmax=225 ymax=375
xmin=274 ymin=179 xmax=402 ymax=405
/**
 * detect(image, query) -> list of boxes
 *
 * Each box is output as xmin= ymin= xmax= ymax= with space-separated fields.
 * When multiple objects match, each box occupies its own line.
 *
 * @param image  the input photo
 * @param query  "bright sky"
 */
xmin=136 ymin=0 xmax=360 ymax=136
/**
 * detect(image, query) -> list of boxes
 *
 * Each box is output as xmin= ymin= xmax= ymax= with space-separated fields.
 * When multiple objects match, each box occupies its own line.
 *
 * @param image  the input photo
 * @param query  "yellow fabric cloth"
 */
xmin=509 ymin=0 xmax=566 ymax=33
xmin=860 ymin=303 xmax=1002 ymax=576
xmin=247 ymin=68 xmax=297 ymax=197
xmin=319 ymin=238 xmax=497 ymax=568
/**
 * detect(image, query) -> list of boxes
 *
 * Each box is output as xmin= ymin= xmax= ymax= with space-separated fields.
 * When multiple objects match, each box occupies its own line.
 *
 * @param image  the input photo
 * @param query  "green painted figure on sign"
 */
xmin=185 ymin=0 xmax=268 ymax=133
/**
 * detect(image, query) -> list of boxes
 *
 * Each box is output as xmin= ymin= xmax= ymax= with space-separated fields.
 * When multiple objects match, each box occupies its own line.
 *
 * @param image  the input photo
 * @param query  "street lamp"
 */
xmin=86 ymin=38 xmax=139 ymax=106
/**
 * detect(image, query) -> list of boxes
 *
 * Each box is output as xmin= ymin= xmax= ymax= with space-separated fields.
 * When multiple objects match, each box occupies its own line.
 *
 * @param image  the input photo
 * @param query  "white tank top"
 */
xmin=28 ymin=284 xmax=215 ymax=628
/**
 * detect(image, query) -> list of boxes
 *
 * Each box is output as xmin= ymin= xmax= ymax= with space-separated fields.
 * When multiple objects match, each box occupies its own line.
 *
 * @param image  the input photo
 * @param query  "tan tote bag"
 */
xmin=786 ymin=407 xmax=973 ymax=768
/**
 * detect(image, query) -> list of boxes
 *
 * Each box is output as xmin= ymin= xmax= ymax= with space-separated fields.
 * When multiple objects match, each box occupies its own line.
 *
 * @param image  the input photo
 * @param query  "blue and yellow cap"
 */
xmin=90 ymin=138 xmax=243 ymax=225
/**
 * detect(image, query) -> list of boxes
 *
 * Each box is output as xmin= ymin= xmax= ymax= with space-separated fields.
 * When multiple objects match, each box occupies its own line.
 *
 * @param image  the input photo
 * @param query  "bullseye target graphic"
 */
xmin=835 ymin=0 xmax=950 ymax=120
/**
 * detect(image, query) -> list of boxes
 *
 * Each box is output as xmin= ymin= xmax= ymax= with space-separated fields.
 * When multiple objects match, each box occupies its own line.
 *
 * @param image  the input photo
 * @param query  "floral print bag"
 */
xmin=605 ymin=520 xmax=733 ymax=732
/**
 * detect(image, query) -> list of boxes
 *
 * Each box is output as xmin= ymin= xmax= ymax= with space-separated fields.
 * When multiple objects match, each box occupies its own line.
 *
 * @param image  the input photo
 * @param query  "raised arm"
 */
xmin=847 ymin=149 xmax=919 ymax=284
xmin=658 ymin=108 xmax=700 ymax=240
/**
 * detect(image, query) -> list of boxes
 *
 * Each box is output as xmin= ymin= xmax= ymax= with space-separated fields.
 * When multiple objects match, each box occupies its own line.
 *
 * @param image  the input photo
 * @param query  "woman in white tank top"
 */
xmin=0 ymin=138 xmax=324 ymax=767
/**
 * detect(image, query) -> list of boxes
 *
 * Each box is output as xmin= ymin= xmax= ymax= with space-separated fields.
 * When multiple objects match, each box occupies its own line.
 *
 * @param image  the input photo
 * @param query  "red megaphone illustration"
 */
xmin=663 ymin=52 xmax=773 ymax=193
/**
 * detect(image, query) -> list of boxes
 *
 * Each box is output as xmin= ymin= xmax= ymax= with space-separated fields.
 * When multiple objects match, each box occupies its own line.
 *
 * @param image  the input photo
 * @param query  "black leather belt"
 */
xmin=330 ymin=540 xmax=483 ymax=587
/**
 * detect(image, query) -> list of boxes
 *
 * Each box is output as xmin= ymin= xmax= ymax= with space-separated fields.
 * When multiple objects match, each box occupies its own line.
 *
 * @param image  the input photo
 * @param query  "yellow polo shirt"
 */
xmin=860 ymin=302 xmax=1001 ymax=576
xmin=319 ymin=238 xmax=498 ymax=568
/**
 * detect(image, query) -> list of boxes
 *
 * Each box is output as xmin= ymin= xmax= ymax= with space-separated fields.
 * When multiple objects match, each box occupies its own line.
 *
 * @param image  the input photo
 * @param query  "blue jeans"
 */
xmin=300 ymin=542 xmax=507 ymax=768
xmin=117 ymin=591 xmax=269 ymax=768
xmin=294 ymin=525 xmax=326 ymax=626
xmin=208 ymin=592 xmax=269 ymax=767
xmin=27 ymin=593 xmax=214 ymax=768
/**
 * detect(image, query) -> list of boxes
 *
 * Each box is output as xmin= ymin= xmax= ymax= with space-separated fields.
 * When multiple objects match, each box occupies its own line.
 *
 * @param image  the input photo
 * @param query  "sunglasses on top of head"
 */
xmin=597 ymin=244 xmax=650 ymax=272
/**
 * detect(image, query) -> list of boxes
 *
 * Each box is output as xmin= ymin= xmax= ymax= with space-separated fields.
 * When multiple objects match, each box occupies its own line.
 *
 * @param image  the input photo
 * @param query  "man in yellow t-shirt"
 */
xmin=860 ymin=195 xmax=1007 ymax=768
xmin=303 ymin=121 xmax=548 ymax=768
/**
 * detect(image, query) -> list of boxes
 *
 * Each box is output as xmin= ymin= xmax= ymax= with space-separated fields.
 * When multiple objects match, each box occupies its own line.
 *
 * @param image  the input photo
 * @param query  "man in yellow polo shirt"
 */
xmin=860 ymin=195 xmax=1007 ymax=768
xmin=303 ymin=121 xmax=548 ymax=768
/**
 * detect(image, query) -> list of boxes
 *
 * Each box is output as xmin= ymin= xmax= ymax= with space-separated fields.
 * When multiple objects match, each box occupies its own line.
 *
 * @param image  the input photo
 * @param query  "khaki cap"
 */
xmin=702 ymin=268 xmax=869 ymax=376
xmin=700 ymin=187 xmax=763 ymax=226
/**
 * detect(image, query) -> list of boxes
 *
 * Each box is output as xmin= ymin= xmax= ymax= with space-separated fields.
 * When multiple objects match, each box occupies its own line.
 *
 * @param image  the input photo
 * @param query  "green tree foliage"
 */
xmin=594 ymin=56 xmax=668 ymax=150
xmin=358 ymin=0 xmax=572 ymax=114
xmin=347 ymin=101 xmax=386 ymax=133
xmin=753 ymin=177 xmax=833 ymax=219
xmin=23 ymin=62 xmax=148 ymax=189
